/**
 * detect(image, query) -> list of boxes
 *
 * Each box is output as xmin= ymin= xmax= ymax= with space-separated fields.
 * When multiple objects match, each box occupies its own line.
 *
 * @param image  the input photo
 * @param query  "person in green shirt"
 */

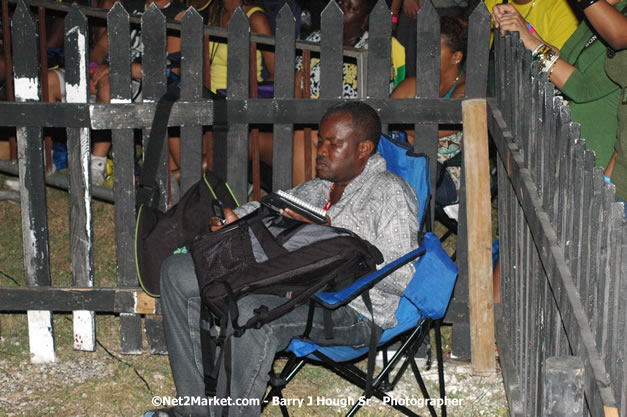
xmin=579 ymin=0 xmax=627 ymax=216
xmin=493 ymin=0 xmax=627 ymax=171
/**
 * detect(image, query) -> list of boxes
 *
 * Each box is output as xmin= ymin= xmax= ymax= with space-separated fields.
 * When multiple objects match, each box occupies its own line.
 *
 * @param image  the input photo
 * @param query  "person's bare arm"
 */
xmin=390 ymin=0 xmax=401 ymax=32
xmin=248 ymin=10 xmax=275 ymax=81
xmin=493 ymin=4 xmax=575 ymax=89
xmin=582 ymin=0 xmax=627 ymax=50
xmin=89 ymin=29 xmax=109 ymax=64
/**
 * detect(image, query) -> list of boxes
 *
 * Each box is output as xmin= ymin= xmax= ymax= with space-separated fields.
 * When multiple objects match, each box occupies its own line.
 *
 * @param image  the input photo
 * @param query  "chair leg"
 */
xmin=435 ymin=320 xmax=446 ymax=417
xmin=263 ymin=356 xmax=306 ymax=416
xmin=409 ymin=357 xmax=438 ymax=417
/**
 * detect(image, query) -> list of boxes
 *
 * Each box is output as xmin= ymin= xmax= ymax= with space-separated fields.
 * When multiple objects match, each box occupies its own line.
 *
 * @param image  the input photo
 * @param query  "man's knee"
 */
xmin=160 ymin=253 xmax=199 ymax=299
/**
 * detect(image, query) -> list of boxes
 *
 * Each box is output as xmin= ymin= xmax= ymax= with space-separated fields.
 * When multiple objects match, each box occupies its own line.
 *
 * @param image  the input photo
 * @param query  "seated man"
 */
xmin=157 ymin=102 xmax=420 ymax=417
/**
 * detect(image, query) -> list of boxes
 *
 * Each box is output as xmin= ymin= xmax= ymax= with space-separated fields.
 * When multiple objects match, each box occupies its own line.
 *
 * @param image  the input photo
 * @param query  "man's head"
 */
xmin=338 ymin=0 xmax=377 ymax=46
xmin=316 ymin=102 xmax=381 ymax=185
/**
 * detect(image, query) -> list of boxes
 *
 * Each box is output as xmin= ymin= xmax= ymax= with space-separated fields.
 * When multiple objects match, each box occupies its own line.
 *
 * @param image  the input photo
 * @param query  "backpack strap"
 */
xmin=136 ymin=84 xmax=180 ymax=209
xmin=137 ymin=86 xmax=229 ymax=209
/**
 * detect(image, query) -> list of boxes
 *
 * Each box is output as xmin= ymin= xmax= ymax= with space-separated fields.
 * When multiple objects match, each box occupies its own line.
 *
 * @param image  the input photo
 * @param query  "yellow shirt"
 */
xmin=484 ymin=0 xmax=579 ymax=49
xmin=208 ymin=6 xmax=265 ymax=93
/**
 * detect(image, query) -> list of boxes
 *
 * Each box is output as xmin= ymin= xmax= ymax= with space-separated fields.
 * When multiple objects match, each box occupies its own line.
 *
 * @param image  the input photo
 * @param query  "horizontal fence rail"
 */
xmin=489 ymin=32 xmax=625 ymax=417
xmin=0 ymin=0 xmax=491 ymax=362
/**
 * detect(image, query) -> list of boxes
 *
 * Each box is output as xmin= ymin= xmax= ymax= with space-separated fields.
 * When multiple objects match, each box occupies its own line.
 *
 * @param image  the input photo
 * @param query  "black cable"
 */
xmin=62 ymin=317 xmax=153 ymax=394
xmin=0 ymin=270 xmax=20 ymax=286
xmin=95 ymin=338 xmax=153 ymax=395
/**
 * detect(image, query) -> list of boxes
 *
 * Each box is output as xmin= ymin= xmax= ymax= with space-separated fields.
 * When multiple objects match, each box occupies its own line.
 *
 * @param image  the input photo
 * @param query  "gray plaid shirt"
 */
xmin=234 ymin=154 xmax=420 ymax=329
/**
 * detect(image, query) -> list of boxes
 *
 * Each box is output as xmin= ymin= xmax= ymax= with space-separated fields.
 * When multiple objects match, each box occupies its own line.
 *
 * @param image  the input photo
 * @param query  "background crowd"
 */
xmin=0 ymin=0 xmax=625 ymax=216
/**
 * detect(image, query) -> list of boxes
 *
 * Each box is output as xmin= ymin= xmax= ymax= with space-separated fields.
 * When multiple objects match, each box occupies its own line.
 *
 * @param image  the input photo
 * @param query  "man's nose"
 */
xmin=317 ymin=141 xmax=328 ymax=157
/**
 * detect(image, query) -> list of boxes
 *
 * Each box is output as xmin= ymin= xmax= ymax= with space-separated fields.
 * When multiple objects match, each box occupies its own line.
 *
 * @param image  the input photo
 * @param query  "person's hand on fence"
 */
xmin=403 ymin=0 xmax=421 ymax=20
xmin=492 ymin=4 xmax=543 ymax=51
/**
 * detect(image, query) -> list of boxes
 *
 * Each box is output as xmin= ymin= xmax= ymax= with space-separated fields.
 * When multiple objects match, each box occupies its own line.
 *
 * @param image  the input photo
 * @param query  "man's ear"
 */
xmin=359 ymin=140 xmax=375 ymax=159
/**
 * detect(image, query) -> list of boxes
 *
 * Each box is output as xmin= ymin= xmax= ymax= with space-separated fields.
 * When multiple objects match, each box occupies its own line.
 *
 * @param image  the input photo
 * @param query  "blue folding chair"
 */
xmin=263 ymin=135 xmax=458 ymax=417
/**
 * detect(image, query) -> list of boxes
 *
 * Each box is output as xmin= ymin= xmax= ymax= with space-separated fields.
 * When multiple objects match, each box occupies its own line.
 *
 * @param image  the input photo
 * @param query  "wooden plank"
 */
xmin=597 ymin=185 xmax=616 ymax=359
xmin=145 ymin=315 xmax=168 ymax=354
xmin=179 ymin=7 xmax=204 ymax=194
xmin=465 ymin=2 xmax=490 ymax=98
xmin=120 ymin=313 xmax=143 ymax=355
xmin=366 ymin=0 xmax=391 ymax=99
xmin=509 ymin=35 xmax=521 ymax=142
xmin=139 ymin=4 xmax=170 ymax=353
xmin=414 ymin=0 xmax=439 ymax=229
xmin=142 ymin=3 xmax=169 ymax=212
xmin=107 ymin=2 xmax=142 ymax=355
xmin=272 ymin=4 xmax=296 ymax=191
xmin=449 ymin=170 xmax=471 ymax=359
xmin=502 ymin=34 xmax=513 ymax=129
xmin=462 ymin=99 xmax=494 ymax=374
xmin=541 ymin=81 xmax=555 ymax=220
xmin=553 ymin=98 xmax=567 ymax=241
xmin=63 ymin=5 xmax=96 ymax=352
xmin=587 ymin=169 xmax=604 ymax=332
xmin=562 ymin=120 xmax=577 ymax=268
xmin=531 ymin=242 xmax=545 ymax=416
xmin=319 ymin=0 xmax=343 ymax=98
xmin=603 ymin=204 xmax=624 ymax=416
xmin=519 ymin=49 xmax=532 ymax=169
xmin=0 ymin=97 xmax=465 ymax=127
xmin=529 ymin=62 xmax=541 ymax=188
xmin=225 ymin=7 xmax=250 ymax=204
xmin=0 ymin=287 xmax=158 ymax=313
xmin=494 ymin=304 xmax=525 ymax=417
xmin=570 ymin=141 xmax=585 ymax=287
xmin=12 ymin=0 xmax=55 ymax=364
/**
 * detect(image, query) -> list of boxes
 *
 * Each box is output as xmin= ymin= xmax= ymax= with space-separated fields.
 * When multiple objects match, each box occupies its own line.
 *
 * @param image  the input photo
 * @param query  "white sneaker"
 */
xmin=91 ymin=156 xmax=107 ymax=187
xmin=3 ymin=177 xmax=20 ymax=191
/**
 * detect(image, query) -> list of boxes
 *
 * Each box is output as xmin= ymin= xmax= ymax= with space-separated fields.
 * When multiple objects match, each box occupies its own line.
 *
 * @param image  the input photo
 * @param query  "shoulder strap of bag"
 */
xmin=136 ymin=84 xmax=180 ymax=209
xmin=136 ymin=86 xmax=229 ymax=209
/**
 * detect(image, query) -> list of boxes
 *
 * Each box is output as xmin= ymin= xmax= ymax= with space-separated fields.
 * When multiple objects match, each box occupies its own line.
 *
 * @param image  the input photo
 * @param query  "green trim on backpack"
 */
xmin=135 ymin=174 xmax=239 ymax=298
xmin=135 ymin=203 xmax=161 ymax=298
xmin=203 ymin=171 xmax=240 ymax=207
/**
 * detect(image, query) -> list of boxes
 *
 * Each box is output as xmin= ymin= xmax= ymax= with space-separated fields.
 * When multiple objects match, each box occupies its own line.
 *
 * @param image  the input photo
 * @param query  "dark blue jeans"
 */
xmin=160 ymin=253 xmax=373 ymax=417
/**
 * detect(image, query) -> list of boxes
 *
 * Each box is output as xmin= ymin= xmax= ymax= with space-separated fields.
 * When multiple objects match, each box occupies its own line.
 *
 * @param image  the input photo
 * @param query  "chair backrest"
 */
xmin=377 ymin=134 xmax=431 ymax=230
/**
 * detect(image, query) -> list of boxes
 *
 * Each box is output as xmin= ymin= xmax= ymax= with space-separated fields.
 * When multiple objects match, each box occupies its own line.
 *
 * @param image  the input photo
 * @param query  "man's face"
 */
xmin=337 ymin=0 xmax=369 ymax=45
xmin=316 ymin=112 xmax=368 ymax=184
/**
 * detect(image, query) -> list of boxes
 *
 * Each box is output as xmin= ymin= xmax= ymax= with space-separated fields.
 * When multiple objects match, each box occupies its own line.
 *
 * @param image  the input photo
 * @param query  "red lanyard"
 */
xmin=323 ymin=184 xmax=336 ymax=211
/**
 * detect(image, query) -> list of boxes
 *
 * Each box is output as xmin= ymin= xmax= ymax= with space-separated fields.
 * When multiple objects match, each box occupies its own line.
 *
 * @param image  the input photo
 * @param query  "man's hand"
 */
xmin=403 ymin=0 xmax=421 ymax=20
xmin=280 ymin=208 xmax=331 ymax=226
xmin=209 ymin=207 xmax=238 ymax=231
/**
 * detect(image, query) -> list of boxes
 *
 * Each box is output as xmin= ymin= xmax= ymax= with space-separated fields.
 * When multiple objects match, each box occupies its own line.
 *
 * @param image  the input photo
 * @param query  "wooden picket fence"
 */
xmin=489 ymin=32 xmax=626 ymax=417
xmin=0 ymin=0 xmax=492 ymax=361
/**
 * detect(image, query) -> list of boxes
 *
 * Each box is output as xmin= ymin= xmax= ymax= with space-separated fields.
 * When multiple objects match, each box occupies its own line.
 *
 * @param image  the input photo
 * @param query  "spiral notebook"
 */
xmin=261 ymin=190 xmax=328 ymax=224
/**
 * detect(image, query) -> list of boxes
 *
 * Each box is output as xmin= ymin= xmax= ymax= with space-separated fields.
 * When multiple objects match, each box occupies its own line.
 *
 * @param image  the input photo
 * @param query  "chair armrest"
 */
xmin=313 ymin=247 xmax=426 ymax=309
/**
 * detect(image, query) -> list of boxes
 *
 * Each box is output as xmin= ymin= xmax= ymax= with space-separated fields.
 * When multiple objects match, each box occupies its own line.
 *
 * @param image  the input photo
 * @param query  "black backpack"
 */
xmin=134 ymin=87 xmax=236 ymax=297
xmin=191 ymin=206 xmax=384 ymax=397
